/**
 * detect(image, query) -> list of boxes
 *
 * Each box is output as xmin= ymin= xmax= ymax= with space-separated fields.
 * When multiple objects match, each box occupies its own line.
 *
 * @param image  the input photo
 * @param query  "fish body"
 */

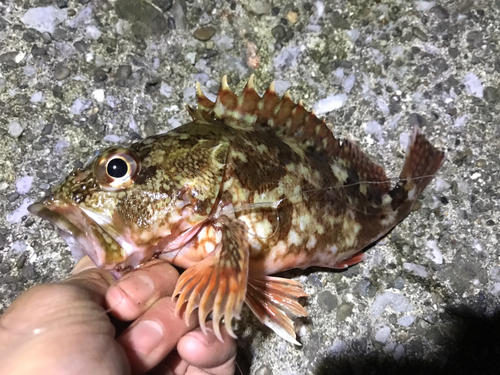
xmin=29 ymin=76 xmax=445 ymax=344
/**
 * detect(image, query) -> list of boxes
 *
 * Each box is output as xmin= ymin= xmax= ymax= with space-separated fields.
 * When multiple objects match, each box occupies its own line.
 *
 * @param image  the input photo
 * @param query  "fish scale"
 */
xmin=29 ymin=75 xmax=445 ymax=345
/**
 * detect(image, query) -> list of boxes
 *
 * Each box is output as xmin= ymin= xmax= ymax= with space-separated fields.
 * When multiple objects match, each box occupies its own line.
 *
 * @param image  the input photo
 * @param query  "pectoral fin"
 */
xmin=245 ymin=276 xmax=308 ymax=345
xmin=173 ymin=216 xmax=249 ymax=342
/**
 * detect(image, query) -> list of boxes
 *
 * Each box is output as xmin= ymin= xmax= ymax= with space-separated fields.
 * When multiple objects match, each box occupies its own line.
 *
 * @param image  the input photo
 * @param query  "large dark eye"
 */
xmin=95 ymin=148 xmax=141 ymax=190
xmin=107 ymin=158 xmax=129 ymax=178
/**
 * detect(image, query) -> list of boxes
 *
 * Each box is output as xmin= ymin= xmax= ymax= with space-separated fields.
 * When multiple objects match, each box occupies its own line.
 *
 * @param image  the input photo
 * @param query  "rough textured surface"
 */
xmin=0 ymin=0 xmax=499 ymax=374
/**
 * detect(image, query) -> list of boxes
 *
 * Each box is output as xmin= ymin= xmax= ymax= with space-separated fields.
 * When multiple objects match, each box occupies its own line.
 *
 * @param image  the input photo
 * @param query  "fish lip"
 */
xmin=28 ymin=198 xmax=114 ymax=270
xmin=28 ymin=202 xmax=84 ymax=239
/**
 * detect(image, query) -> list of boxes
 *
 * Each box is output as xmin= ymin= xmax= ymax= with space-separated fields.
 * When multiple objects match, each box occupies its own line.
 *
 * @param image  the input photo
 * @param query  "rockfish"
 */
xmin=29 ymin=75 xmax=445 ymax=345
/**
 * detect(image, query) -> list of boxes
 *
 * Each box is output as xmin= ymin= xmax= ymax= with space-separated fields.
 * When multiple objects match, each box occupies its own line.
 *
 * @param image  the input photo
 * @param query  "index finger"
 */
xmin=106 ymin=260 xmax=180 ymax=322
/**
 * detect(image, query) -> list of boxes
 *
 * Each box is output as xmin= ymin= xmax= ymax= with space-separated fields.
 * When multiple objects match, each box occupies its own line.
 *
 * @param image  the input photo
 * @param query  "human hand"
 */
xmin=0 ymin=257 xmax=236 ymax=375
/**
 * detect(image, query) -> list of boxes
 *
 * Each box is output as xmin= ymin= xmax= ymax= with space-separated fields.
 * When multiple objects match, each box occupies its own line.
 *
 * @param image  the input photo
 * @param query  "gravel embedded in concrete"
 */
xmin=1 ymin=1 xmax=500 ymax=374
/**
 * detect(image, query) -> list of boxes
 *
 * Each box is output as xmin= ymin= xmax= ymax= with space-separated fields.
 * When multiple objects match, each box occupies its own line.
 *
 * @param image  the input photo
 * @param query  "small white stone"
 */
xmin=343 ymin=74 xmax=355 ymax=93
xmin=462 ymin=72 xmax=483 ymax=98
xmin=160 ymin=83 xmax=172 ymax=98
xmin=54 ymin=139 xmax=70 ymax=153
xmin=15 ymin=51 xmax=26 ymax=63
xmin=414 ymin=1 xmax=435 ymax=11
xmin=92 ymin=89 xmax=105 ymax=103
xmin=21 ymin=6 xmax=67 ymax=34
xmin=274 ymin=80 xmax=291 ymax=96
xmin=403 ymin=262 xmax=429 ymax=277
xmin=313 ymin=93 xmax=348 ymax=115
xmin=393 ymin=344 xmax=405 ymax=361
xmin=371 ymin=292 xmax=413 ymax=317
xmin=70 ymin=98 xmax=92 ymax=115
xmin=16 ymin=176 xmax=33 ymax=194
xmin=399 ymin=132 xmax=410 ymax=149
xmin=86 ymin=25 xmax=102 ymax=40
xmin=426 ymin=240 xmax=443 ymax=264
xmin=186 ymin=52 xmax=196 ymax=65
xmin=375 ymin=326 xmax=391 ymax=343
xmin=30 ymin=91 xmax=44 ymax=103
xmin=8 ymin=121 xmax=24 ymax=137
xmin=398 ymin=315 xmax=415 ymax=327
xmin=347 ymin=29 xmax=360 ymax=42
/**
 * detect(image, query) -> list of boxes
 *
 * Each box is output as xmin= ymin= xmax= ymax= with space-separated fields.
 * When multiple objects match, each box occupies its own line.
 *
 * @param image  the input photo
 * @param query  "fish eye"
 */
xmin=107 ymin=157 xmax=129 ymax=178
xmin=95 ymin=148 xmax=141 ymax=190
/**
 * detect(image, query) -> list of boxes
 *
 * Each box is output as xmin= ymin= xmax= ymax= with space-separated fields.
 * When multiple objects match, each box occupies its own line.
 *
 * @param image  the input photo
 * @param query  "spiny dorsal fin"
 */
xmin=189 ymin=75 xmax=390 ymax=191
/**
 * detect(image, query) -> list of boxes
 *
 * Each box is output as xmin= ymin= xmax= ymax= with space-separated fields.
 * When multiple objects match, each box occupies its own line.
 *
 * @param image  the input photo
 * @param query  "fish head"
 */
xmin=29 ymin=133 xmax=229 ymax=275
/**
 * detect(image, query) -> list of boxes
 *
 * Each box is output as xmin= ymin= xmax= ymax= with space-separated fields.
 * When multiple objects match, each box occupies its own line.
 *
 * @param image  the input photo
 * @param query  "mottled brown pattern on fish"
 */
xmin=29 ymin=75 xmax=445 ymax=345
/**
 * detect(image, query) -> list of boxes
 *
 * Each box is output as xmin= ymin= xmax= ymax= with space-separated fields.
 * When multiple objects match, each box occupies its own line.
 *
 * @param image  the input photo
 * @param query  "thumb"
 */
xmin=72 ymin=255 xmax=97 ymax=274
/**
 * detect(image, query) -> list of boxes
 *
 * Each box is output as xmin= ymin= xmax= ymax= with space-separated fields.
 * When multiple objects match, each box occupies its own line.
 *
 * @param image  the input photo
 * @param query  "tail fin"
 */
xmin=389 ymin=126 xmax=445 ymax=212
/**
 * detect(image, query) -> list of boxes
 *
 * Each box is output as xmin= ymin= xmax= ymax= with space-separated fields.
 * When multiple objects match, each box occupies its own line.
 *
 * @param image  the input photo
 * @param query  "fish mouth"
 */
xmin=28 ymin=198 xmax=136 ymax=273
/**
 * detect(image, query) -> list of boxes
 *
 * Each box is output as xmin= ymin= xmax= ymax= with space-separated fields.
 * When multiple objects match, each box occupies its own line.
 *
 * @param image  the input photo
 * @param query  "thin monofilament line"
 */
xmin=213 ymin=172 xmax=441 ymax=238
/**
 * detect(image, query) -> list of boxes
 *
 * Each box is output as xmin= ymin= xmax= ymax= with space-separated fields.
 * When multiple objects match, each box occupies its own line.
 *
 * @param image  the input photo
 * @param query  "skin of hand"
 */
xmin=0 ymin=256 xmax=236 ymax=375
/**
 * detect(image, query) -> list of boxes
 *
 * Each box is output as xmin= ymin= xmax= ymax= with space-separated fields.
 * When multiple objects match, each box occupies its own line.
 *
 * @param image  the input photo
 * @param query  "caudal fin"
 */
xmin=389 ymin=126 xmax=445 ymax=212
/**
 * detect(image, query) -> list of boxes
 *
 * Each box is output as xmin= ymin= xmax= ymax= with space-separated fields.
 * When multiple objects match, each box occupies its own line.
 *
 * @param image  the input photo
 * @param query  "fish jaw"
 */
xmin=28 ymin=198 xmax=147 ymax=273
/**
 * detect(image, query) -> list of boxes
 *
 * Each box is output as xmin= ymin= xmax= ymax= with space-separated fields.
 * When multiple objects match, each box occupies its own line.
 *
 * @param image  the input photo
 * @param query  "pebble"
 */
xmin=408 ymin=113 xmax=427 ymax=127
xmin=94 ymin=68 xmax=108 ymax=82
xmin=152 ymin=0 xmax=173 ymax=11
xmin=92 ymin=89 xmax=105 ymax=103
xmin=466 ymin=31 xmax=483 ymax=48
xmin=254 ymin=364 xmax=272 ymax=375
xmin=21 ymin=6 xmax=67 ymax=34
xmin=433 ymin=4 xmax=449 ymax=19
xmin=30 ymin=92 xmax=44 ymax=103
xmin=331 ymin=11 xmax=351 ymax=29
xmin=52 ymin=85 xmax=63 ymax=99
xmin=54 ymin=65 xmax=71 ymax=80
xmin=31 ymin=44 xmax=47 ymax=56
xmin=483 ymin=86 xmax=498 ymax=104
xmin=193 ymin=26 xmax=216 ymax=41
xmin=248 ymin=0 xmax=272 ymax=15
xmin=144 ymin=118 xmax=157 ymax=137
xmin=0 ymin=52 xmax=17 ymax=63
xmin=415 ymin=64 xmax=429 ymax=77
xmin=41 ymin=123 xmax=53 ymax=135
xmin=114 ymin=0 xmax=168 ymax=38
xmin=7 ymin=192 xmax=20 ymax=202
xmin=286 ymin=11 xmax=298 ymax=24
xmin=412 ymin=26 xmax=428 ymax=42
xmin=336 ymin=302 xmax=354 ymax=321
xmin=317 ymin=291 xmax=338 ymax=311
xmin=271 ymin=25 xmax=286 ymax=41
xmin=433 ymin=58 xmax=449 ymax=73
xmin=115 ymin=64 xmax=132 ymax=80
xmin=73 ymin=40 xmax=88 ymax=53
xmin=54 ymin=113 xmax=70 ymax=124
xmin=8 ymin=121 xmax=24 ymax=137
xmin=167 ymin=16 xmax=176 ymax=30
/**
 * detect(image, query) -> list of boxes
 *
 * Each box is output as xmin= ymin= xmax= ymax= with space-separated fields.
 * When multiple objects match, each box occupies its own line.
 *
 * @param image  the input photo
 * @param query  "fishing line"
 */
xmin=213 ymin=172 xmax=442 ymax=239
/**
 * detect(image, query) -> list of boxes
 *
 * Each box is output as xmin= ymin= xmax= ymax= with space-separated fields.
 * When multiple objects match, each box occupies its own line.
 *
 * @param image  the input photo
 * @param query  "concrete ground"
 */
xmin=1 ymin=0 xmax=499 ymax=374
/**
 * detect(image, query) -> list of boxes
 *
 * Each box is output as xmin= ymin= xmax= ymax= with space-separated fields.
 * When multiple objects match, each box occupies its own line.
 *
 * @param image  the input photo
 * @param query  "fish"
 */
xmin=28 ymin=75 xmax=445 ymax=345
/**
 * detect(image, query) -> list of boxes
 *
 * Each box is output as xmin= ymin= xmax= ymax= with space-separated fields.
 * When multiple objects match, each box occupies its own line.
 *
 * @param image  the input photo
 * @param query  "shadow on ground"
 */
xmin=315 ymin=305 xmax=500 ymax=375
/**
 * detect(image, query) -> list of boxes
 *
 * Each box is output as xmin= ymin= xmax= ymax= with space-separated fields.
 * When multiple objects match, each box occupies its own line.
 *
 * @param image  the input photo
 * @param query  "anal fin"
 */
xmin=332 ymin=252 xmax=365 ymax=269
xmin=173 ymin=216 xmax=249 ymax=342
xmin=245 ymin=276 xmax=308 ymax=345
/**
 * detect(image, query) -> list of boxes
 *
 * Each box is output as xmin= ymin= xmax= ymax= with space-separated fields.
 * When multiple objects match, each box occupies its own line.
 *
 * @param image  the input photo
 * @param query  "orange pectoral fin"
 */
xmin=172 ymin=216 xmax=249 ymax=342
xmin=245 ymin=276 xmax=308 ymax=346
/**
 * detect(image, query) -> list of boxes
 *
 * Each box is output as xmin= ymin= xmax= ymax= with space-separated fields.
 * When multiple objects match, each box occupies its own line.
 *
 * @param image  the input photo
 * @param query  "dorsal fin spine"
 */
xmin=187 ymin=76 xmax=390 ymax=191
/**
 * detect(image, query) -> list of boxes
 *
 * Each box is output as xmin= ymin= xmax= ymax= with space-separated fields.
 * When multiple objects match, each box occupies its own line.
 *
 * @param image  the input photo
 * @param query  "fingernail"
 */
xmin=188 ymin=328 xmax=217 ymax=346
xmin=128 ymin=320 xmax=164 ymax=355
xmin=118 ymin=274 xmax=155 ymax=305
